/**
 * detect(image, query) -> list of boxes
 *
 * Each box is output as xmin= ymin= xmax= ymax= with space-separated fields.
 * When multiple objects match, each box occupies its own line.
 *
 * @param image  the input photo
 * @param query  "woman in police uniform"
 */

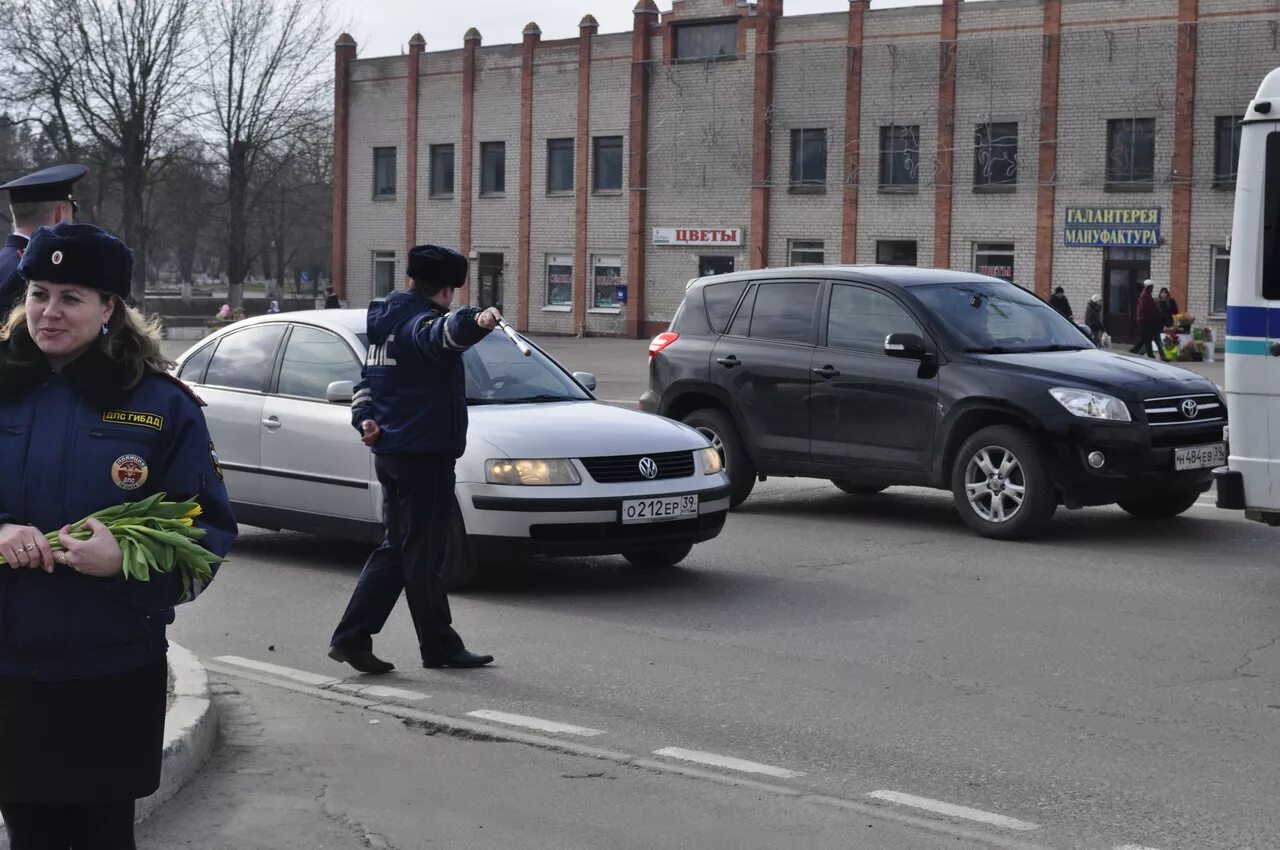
xmin=0 ymin=222 xmax=236 ymax=848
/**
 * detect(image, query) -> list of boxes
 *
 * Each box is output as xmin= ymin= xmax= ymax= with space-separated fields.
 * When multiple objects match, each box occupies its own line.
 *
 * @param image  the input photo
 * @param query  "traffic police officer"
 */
xmin=329 ymin=244 xmax=501 ymax=673
xmin=0 ymin=164 xmax=88 ymax=320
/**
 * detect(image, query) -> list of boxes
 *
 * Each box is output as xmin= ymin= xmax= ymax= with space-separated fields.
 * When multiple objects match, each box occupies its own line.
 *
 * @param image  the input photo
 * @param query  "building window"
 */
xmin=481 ymin=142 xmax=506 ymax=195
xmin=973 ymin=242 xmax=1015 ymax=283
xmin=1214 ymin=116 xmax=1244 ymax=188
xmin=879 ymin=125 xmax=920 ymax=190
xmin=789 ymin=128 xmax=827 ymax=191
xmin=673 ymin=21 xmax=737 ymax=62
xmin=373 ymin=251 xmax=396 ymax=297
xmin=593 ymin=136 xmax=623 ymax=192
xmin=429 ymin=145 xmax=454 ymax=197
xmin=373 ymin=147 xmax=396 ymax=197
xmin=546 ymin=254 xmax=573 ymax=307
xmin=876 ymin=240 xmax=917 ymax=266
xmin=592 ymin=255 xmax=623 ymax=308
xmin=1211 ymin=245 xmax=1230 ymax=315
xmin=789 ymin=240 xmax=824 ymax=266
xmin=974 ymin=122 xmax=1018 ymax=191
xmin=1106 ymin=118 xmax=1155 ymax=191
xmin=547 ymin=138 xmax=574 ymax=194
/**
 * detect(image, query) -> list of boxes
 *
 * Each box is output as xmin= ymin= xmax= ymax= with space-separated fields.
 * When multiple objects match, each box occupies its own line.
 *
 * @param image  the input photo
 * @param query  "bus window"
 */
xmin=1263 ymin=132 xmax=1280 ymax=300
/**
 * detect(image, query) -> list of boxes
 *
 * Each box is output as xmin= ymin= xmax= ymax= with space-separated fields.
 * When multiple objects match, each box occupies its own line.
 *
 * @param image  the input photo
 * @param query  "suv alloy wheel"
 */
xmin=681 ymin=408 xmax=756 ymax=507
xmin=951 ymin=425 xmax=1057 ymax=539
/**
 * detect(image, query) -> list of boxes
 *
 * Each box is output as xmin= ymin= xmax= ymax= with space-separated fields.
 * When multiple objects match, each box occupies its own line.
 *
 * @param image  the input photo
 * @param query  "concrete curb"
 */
xmin=135 ymin=643 xmax=220 ymax=823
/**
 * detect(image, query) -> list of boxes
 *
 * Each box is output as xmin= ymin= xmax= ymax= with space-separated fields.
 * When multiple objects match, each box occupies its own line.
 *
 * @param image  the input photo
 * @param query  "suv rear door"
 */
xmin=710 ymin=280 xmax=820 ymax=465
xmin=810 ymin=282 xmax=939 ymax=472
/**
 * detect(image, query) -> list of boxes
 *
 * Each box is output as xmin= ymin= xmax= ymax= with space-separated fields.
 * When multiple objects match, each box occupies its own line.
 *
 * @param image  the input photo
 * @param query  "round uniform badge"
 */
xmin=111 ymin=454 xmax=148 ymax=490
xmin=51 ymin=250 xmax=63 ymax=265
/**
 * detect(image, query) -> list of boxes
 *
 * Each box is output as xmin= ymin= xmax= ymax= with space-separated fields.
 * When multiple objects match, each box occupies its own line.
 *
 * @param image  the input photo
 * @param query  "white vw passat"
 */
xmin=172 ymin=309 xmax=731 ymax=586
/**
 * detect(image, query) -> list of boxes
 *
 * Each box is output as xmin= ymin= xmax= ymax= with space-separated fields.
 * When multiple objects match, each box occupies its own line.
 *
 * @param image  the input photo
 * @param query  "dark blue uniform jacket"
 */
xmin=0 ymin=233 xmax=29 ymax=319
xmin=351 ymin=291 xmax=490 ymax=458
xmin=0 ymin=343 xmax=237 ymax=681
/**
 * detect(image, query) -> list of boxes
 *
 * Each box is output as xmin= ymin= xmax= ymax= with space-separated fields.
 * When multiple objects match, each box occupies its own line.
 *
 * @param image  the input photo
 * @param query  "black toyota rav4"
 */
xmin=640 ymin=266 xmax=1227 ymax=539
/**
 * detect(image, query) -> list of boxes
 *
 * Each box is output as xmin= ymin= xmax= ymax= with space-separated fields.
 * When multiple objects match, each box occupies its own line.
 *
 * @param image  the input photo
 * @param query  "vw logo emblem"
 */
xmin=1180 ymin=399 xmax=1199 ymax=419
xmin=638 ymin=457 xmax=659 ymax=479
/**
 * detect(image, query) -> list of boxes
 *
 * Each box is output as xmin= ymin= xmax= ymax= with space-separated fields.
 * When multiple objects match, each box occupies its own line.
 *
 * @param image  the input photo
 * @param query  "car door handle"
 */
xmin=261 ymin=416 xmax=282 ymax=430
xmin=716 ymin=355 xmax=741 ymax=368
xmin=812 ymin=365 xmax=840 ymax=379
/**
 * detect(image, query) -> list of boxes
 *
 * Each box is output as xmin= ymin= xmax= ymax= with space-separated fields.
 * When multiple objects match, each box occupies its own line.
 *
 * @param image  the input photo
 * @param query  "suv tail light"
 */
xmin=649 ymin=332 xmax=679 ymax=358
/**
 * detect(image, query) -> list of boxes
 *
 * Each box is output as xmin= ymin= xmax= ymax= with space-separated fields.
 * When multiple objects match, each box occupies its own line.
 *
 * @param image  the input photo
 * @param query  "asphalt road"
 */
xmin=168 ymin=478 xmax=1280 ymax=850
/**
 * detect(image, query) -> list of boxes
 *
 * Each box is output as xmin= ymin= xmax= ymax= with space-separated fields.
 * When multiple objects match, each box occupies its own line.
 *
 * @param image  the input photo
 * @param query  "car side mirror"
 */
xmin=326 ymin=380 xmax=355 ymax=404
xmin=884 ymin=333 xmax=928 ymax=360
xmin=1075 ymin=322 xmax=1094 ymax=341
xmin=572 ymin=371 xmax=597 ymax=392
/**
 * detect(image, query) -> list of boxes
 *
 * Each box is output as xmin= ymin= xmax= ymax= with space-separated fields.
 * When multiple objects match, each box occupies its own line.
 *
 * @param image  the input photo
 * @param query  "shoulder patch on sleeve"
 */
xmin=158 ymin=373 xmax=207 ymax=407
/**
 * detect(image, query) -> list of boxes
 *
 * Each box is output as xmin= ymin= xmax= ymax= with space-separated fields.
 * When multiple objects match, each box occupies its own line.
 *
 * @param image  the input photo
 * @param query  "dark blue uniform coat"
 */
xmin=0 ymin=233 xmax=29 ymax=319
xmin=0 ymin=345 xmax=237 ymax=682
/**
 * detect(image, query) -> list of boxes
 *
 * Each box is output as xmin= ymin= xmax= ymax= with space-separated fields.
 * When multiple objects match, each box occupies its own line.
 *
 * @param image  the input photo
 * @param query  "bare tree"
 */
xmin=203 ymin=0 xmax=330 ymax=308
xmin=1 ymin=0 xmax=202 ymax=301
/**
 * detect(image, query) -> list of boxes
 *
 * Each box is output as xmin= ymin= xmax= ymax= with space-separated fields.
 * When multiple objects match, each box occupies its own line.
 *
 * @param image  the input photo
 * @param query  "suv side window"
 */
xmin=746 ymin=282 xmax=820 ymax=344
xmin=703 ymin=280 xmax=748 ymax=334
xmin=726 ymin=284 xmax=756 ymax=337
xmin=827 ymin=284 xmax=921 ymax=353
xmin=203 ymin=324 xmax=287 ymax=392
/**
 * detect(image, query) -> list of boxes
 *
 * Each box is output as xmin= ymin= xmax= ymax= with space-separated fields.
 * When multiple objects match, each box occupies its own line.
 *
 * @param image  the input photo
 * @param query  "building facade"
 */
xmin=333 ymin=0 xmax=1280 ymax=342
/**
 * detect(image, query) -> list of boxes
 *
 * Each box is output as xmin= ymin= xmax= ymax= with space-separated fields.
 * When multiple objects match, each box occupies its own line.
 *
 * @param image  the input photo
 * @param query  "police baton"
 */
xmin=496 ymin=318 xmax=532 ymax=357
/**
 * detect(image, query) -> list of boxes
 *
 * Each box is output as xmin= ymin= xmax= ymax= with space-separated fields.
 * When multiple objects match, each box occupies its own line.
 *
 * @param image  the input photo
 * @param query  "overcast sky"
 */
xmin=331 ymin=0 xmax=950 ymax=58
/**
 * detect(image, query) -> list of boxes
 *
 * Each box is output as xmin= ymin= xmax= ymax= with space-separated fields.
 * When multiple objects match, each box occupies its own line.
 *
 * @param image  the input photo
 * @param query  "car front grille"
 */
xmin=1142 ymin=393 xmax=1225 ymax=428
xmin=579 ymin=450 xmax=695 ymax=483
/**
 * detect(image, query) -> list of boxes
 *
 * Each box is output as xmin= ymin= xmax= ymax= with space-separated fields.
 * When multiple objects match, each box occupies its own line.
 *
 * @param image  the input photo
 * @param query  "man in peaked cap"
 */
xmin=0 ymin=164 xmax=88 ymax=320
xmin=329 ymin=244 xmax=503 ymax=674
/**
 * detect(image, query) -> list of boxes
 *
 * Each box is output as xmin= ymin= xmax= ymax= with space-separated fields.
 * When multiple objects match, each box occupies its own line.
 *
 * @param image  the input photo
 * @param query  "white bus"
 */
xmin=1215 ymin=67 xmax=1280 ymax=523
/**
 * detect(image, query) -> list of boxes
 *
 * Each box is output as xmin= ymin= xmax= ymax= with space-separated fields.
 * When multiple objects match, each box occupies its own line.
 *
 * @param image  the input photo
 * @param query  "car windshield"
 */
xmin=912 ymin=281 xmax=1091 ymax=352
xmin=463 ymin=333 xmax=591 ymax=404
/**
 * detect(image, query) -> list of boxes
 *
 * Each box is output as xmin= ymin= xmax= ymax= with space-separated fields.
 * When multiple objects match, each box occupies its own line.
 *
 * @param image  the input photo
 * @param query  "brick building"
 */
xmin=332 ymin=0 xmax=1280 ymax=343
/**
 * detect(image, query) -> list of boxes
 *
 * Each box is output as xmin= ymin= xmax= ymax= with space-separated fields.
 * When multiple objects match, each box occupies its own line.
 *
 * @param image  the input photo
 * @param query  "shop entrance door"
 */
xmin=477 ymin=253 xmax=503 ymax=309
xmin=699 ymin=255 xmax=735 ymax=277
xmin=1102 ymin=247 xmax=1150 ymax=345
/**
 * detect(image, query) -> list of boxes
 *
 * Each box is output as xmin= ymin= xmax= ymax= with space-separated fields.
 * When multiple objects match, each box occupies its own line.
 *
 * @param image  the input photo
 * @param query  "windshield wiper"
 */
xmin=1018 ymin=344 xmax=1089 ymax=352
xmin=503 ymin=394 xmax=581 ymax=404
xmin=964 ymin=346 xmax=1010 ymax=354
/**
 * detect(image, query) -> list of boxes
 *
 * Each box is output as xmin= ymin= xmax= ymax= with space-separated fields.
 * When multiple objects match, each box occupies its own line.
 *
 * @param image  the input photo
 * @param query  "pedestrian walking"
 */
xmin=329 ymin=244 xmax=500 ymax=674
xmin=0 ymin=222 xmax=236 ymax=848
xmin=0 ymin=164 xmax=88 ymax=321
xmin=324 ymin=286 xmax=340 ymax=309
xmin=1084 ymin=293 xmax=1105 ymax=346
xmin=1130 ymin=280 xmax=1168 ymax=360
xmin=1049 ymin=286 xmax=1074 ymax=320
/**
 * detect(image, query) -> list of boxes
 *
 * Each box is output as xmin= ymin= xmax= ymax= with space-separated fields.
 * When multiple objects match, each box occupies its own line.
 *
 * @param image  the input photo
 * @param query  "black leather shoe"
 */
xmin=422 ymin=649 xmax=494 ymax=669
xmin=328 ymin=646 xmax=395 ymax=674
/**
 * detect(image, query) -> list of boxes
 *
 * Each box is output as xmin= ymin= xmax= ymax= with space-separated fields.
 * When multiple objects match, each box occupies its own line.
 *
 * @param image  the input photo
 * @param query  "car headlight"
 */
xmin=1049 ymin=388 xmax=1132 ymax=422
xmin=697 ymin=446 xmax=723 ymax=475
xmin=485 ymin=458 xmax=581 ymax=486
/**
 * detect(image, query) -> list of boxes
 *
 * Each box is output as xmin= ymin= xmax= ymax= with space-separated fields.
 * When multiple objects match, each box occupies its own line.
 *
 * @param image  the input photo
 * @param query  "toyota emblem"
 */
xmin=1180 ymin=399 xmax=1198 ymax=419
xmin=638 ymin=457 xmax=659 ymax=479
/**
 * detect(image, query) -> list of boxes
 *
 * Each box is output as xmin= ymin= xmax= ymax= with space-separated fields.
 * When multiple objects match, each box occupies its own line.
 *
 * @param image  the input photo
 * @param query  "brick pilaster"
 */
xmin=749 ymin=0 xmax=781 ymax=270
xmin=460 ymin=28 xmax=480 ymax=303
xmin=517 ymin=22 xmax=540 ymax=331
xmin=627 ymin=1 xmax=658 ymax=339
xmin=841 ymin=1 xmax=868 ymax=264
xmin=1170 ymin=0 xmax=1199 ymax=312
xmin=405 ymin=34 xmax=425 ymax=257
xmin=1034 ymin=0 xmax=1063 ymax=297
xmin=934 ymin=0 xmax=959 ymax=270
xmin=331 ymin=34 xmax=356 ymax=301
xmin=574 ymin=16 xmax=598 ymax=335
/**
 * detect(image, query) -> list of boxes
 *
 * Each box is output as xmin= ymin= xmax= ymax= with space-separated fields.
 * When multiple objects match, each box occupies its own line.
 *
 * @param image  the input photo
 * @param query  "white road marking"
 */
xmin=652 ymin=747 xmax=805 ymax=779
xmin=867 ymin=790 xmax=1040 ymax=833
xmin=467 ymin=709 xmax=604 ymax=736
xmin=214 ymin=656 xmax=337 ymax=687
xmin=332 ymin=683 xmax=428 ymax=701
xmin=1115 ymin=845 xmax=1163 ymax=850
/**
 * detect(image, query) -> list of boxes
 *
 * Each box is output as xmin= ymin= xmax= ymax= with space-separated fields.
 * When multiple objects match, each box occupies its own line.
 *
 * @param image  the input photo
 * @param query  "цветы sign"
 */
xmin=652 ymin=228 xmax=743 ymax=246
xmin=1063 ymin=207 xmax=1161 ymax=247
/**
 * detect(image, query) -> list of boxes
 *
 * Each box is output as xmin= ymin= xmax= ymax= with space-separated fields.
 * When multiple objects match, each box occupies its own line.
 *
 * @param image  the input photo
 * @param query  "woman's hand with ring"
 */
xmin=57 ymin=518 xmax=122 ymax=578
xmin=0 ymin=523 xmax=54 ymax=572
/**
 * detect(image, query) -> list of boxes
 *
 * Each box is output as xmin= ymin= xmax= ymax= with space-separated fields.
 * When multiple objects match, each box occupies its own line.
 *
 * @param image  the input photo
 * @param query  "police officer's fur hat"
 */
xmin=407 ymin=244 xmax=468 ymax=289
xmin=17 ymin=222 xmax=133 ymax=300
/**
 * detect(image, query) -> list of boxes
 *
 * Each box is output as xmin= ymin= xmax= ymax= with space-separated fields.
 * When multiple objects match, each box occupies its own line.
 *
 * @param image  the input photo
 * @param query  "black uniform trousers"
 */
xmin=0 ymin=801 xmax=135 ymax=850
xmin=331 ymin=452 xmax=464 ymax=660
